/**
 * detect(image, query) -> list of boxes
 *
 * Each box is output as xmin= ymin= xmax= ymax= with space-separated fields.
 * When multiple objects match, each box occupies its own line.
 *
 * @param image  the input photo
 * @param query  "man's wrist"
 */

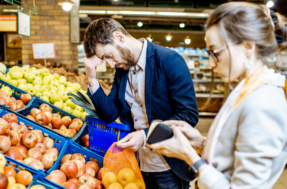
xmin=88 ymin=78 xmax=98 ymax=87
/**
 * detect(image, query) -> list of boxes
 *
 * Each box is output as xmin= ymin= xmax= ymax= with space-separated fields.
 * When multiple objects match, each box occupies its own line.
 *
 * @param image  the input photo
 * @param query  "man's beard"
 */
xmin=115 ymin=45 xmax=135 ymax=70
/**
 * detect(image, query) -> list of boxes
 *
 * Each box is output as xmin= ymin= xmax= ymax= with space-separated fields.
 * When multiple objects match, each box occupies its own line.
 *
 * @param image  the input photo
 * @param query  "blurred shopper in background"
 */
xmin=149 ymin=2 xmax=287 ymax=189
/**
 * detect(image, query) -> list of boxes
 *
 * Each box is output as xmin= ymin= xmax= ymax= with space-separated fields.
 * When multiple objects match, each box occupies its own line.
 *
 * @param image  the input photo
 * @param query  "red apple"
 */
xmin=0 ymin=136 xmax=11 ymax=153
xmin=9 ymin=97 xmax=16 ymax=103
xmin=86 ymin=161 xmax=99 ymax=174
xmin=46 ymin=170 xmax=66 ymax=185
xmin=72 ymin=118 xmax=84 ymax=127
xmin=16 ymin=170 xmax=33 ymax=186
xmin=0 ymin=119 xmax=8 ymax=129
xmin=74 ymin=160 xmax=86 ymax=178
xmin=69 ymin=129 xmax=77 ymax=137
xmin=51 ymin=117 xmax=63 ymax=129
xmin=7 ymin=102 xmax=17 ymax=111
xmin=62 ymin=182 xmax=78 ymax=189
xmin=18 ymin=124 xmax=28 ymax=134
xmin=9 ymin=122 xmax=19 ymax=131
xmin=14 ymin=145 xmax=28 ymax=159
xmin=28 ymin=159 xmax=44 ymax=170
xmin=2 ymin=113 xmax=18 ymax=123
xmin=21 ymin=131 xmax=38 ymax=149
xmin=15 ymin=100 xmax=25 ymax=110
xmin=53 ymin=113 xmax=61 ymax=119
xmin=5 ymin=147 xmax=23 ymax=160
xmin=0 ymin=97 xmax=7 ymax=105
xmin=42 ymin=111 xmax=52 ymax=123
xmin=23 ymin=157 xmax=36 ymax=165
xmin=39 ymin=104 xmax=51 ymax=112
xmin=8 ymin=130 xmax=20 ymax=146
xmin=71 ymin=153 xmax=86 ymax=164
xmin=67 ymin=178 xmax=79 ymax=186
xmin=25 ymin=115 xmax=35 ymax=122
xmin=30 ymin=108 xmax=41 ymax=118
xmin=28 ymin=148 xmax=42 ymax=161
xmin=61 ymin=154 xmax=72 ymax=164
xmin=81 ymin=135 xmax=89 ymax=145
xmin=43 ymin=137 xmax=54 ymax=149
xmin=0 ymin=92 xmax=10 ymax=103
xmin=79 ymin=185 xmax=93 ymax=189
xmin=20 ymin=94 xmax=32 ymax=105
xmin=41 ymin=154 xmax=54 ymax=170
xmin=45 ymin=124 xmax=53 ymax=130
xmin=32 ymin=130 xmax=44 ymax=143
xmin=30 ymin=185 xmax=45 ymax=189
xmin=62 ymin=116 xmax=72 ymax=127
xmin=79 ymin=174 xmax=96 ymax=188
xmin=60 ymin=160 xmax=79 ymax=179
xmin=36 ymin=113 xmax=49 ymax=125
xmin=35 ymin=143 xmax=46 ymax=153
xmin=0 ymin=173 xmax=8 ymax=189
xmin=62 ymin=129 xmax=74 ymax=138
xmin=69 ymin=122 xmax=80 ymax=132
xmin=43 ymin=148 xmax=57 ymax=161
xmin=85 ymin=165 xmax=96 ymax=177
xmin=0 ymin=124 xmax=7 ymax=135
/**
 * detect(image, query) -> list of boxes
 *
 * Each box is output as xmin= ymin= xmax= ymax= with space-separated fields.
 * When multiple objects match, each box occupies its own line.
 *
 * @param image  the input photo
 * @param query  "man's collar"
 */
xmin=130 ymin=38 xmax=147 ymax=71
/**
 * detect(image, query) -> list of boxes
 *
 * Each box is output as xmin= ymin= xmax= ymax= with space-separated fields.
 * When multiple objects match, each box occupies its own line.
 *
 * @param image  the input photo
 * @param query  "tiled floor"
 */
xmin=192 ymin=118 xmax=287 ymax=189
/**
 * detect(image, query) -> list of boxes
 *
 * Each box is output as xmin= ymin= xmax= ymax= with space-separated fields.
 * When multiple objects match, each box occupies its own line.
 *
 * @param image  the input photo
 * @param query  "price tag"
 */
xmin=18 ymin=11 xmax=31 ymax=36
xmin=32 ymin=42 xmax=55 ymax=59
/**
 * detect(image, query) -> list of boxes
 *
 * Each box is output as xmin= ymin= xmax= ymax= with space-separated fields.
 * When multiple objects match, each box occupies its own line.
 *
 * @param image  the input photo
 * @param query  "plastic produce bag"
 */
xmin=102 ymin=142 xmax=146 ymax=189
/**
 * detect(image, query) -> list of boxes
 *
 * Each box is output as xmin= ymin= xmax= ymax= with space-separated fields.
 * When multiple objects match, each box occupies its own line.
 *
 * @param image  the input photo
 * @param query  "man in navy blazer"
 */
xmin=84 ymin=18 xmax=198 ymax=189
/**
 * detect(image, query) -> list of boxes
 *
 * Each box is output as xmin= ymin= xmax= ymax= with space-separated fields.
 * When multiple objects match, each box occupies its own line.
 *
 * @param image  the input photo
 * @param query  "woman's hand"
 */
xmin=163 ymin=120 xmax=205 ymax=149
xmin=84 ymin=55 xmax=103 ymax=87
xmin=147 ymin=126 xmax=201 ymax=165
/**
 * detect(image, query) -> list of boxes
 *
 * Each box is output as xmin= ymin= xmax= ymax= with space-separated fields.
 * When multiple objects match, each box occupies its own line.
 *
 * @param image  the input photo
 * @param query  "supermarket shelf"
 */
xmin=196 ymin=93 xmax=224 ymax=98
xmin=199 ymin=112 xmax=217 ymax=117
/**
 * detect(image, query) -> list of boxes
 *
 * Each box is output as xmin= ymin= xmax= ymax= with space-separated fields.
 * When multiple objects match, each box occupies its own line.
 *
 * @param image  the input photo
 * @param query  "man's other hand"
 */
xmin=116 ymin=131 xmax=144 ymax=151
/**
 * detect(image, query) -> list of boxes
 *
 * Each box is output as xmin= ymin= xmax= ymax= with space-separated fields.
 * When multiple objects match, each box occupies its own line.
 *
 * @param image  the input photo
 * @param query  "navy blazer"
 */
xmin=88 ymin=40 xmax=199 ymax=181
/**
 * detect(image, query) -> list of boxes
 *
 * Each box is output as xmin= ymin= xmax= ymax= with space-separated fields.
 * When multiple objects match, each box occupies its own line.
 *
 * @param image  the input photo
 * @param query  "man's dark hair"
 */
xmin=84 ymin=18 xmax=130 ymax=58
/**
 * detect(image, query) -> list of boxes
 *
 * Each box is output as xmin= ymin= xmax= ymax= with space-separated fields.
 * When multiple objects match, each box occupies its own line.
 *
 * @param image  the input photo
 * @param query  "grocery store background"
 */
xmin=0 ymin=1 xmax=286 ymax=188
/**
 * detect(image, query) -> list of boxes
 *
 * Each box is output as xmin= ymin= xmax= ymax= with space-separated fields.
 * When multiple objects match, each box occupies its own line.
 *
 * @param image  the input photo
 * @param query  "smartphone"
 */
xmin=147 ymin=123 xmax=173 ymax=144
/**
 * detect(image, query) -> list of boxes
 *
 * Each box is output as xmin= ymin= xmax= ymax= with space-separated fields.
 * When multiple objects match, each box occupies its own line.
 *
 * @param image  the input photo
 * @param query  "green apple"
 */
xmin=54 ymin=101 xmax=63 ymax=109
xmin=24 ymin=72 xmax=36 ymax=83
xmin=75 ymin=105 xmax=84 ymax=112
xmin=8 ymin=66 xmax=20 ymax=76
xmin=18 ymin=78 xmax=26 ymax=84
xmin=43 ymin=91 xmax=51 ymax=98
xmin=53 ymin=73 xmax=60 ymax=80
xmin=52 ymin=80 xmax=60 ymax=87
xmin=20 ymin=67 xmax=29 ymax=74
xmin=32 ymin=77 xmax=42 ymax=86
xmin=30 ymin=67 xmax=37 ymax=71
xmin=18 ymin=83 xmax=27 ymax=91
xmin=49 ymin=74 xmax=54 ymax=80
xmin=50 ymin=94 xmax=61 ymax=104
xmin=59 ymin=76 xmax=67 ymax=84
xmin=40 ymin=96 xmax=50 ymax=103
xmin=72 ymin=83 xmax=81 ymax=91
xmin=72 ymin=109 xmax=82 ymax=118
xmin=57 ymin=85 xmax=65 ymax=92
xmin=65 ymin=82 xmax=73 ymax=88
xmin=71 ymin=85 xmax=79 ymax=92
xmin=66 ymin=99 xmax=77 ymax=109
xmin=27 ymin=88 xmax=34 ymax=94
xmin=8 ymin=79 xmax=19 ymax=87
xmin=49 ymin=85 xmax=57 ymax=91
xmin=33 ymin=85 xmax=43 ymax=93
xmin=40 ymin=68 xmax=50 ymax=77
xmin=1 ymin=75 xmax=11 ymax=82
xmin=50 ymin=90 xmax=57 ymax=96
xmin=34 ymin=71 xmax=40 ymax=78
xmin=65 ymin=87 xmax=74 ymax=93
xmin=81 ymin=112 xmax=89 ymax=120
xmin=11 ymin=71 xmax=23 ymax=80
xmin=42 ymin=79 xmax=50 ymax=86
xmin=0 ymin=86 xmax=12 ymax=96
xmin=35 ymin=92 xmax=43 ymax=97
xmin=0 ymin=72 xmax=3 ymax=78
xmin=43 ymin=76 xmax=51 ymax=81
xmin=26 ymin=83 xmax=33 ymax=89
xmin=63 ymin=106 xmax=72 ymax=113
xmin=42 ymin=85 xmax=49 ymax=92
xmin=58 ymin=91 xmax=69 ymax=102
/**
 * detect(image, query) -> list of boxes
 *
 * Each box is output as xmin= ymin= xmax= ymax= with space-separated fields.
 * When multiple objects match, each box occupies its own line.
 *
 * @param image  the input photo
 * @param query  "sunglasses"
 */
xmin=206 ymin=42 xmax=237 ymax=62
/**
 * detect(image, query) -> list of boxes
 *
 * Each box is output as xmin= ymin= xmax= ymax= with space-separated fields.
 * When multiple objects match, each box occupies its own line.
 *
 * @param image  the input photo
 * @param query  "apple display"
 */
xmin=41 ymin=154 xmax=54 ymax=169
xmin=35 ymin=113 xmax=49 ymax=125
xmin=14 ymin=145 xmax=28 ymax=159
xmin=25 ymin=115 xmax=35 ymax=121
xmin=86 ymin=161 xmax=99 ymax=174
xmin=61 ymin=154 xmax=72 ymax=164
xmin=79 ymin=173 xmax=97 ymax=188
xmin=51 ymin=117 xmax=63 ymax=129
xmin=46 ymin=170 xmax=66 ymax=185
xmin=60 ymin=160 xmax=79 ymax=179
xmin=16 ymin=171 xmax=33 ymax=186
xmin=72 ymin=118 xmax=84 ymax=127
xmin=35 ymin=143 xmax=46 ymax=153
xmin=5 ymin=147 xmax=22 ymax=160
xmin=28 ymin=160 xmax=44 ymax=170
xmin=43 ymin=148 xmax=58 ymax=161
xmin=69 ymin=122 xmax=80 ymax=132
xmin=2 ymin=113 xmax=18 ymax=123
xmin=30 ymin=108 xmax=41 ymax=118
xmin=0 ymin=136 xmax=11 ymax=153
xmin=43 ymin=137 xmax=54 ymax=149
xmin=18 ymin=124 xmax=28 ymax=134
xmin=7 ymin=102 xmax=17 ymax=111
xmin=28 ymin=148 xmax=42 ymax=161
xmin=32 ymin=130 xmax=44 ymax=143
xmin=21 ymin=132 xmax=38 ymax=149
xmin=8 ymin=130 xmax=20 ymax=146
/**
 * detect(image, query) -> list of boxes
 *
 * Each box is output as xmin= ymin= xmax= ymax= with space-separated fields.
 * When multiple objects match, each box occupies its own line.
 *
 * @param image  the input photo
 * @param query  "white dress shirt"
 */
xmin=89 ymin=39 xmax=170 ymax=172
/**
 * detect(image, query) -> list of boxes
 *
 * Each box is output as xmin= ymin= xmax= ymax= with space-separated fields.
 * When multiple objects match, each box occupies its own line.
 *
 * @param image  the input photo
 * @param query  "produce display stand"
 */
xmin=44 ymin=140 xmax=104 ymax=188
xmin=16 ymin=97 xmax=88 ymax=142
xmin=0 ymin=79 xmax=36 ymax=112
xmin=87 ymin=115 xmax=131 ymax=156
xmin=0 ymin=108 xmax=68 ymax=175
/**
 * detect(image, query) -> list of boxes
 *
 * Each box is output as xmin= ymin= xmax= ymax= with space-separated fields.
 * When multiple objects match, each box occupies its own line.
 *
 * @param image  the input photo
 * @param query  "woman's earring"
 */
xmin=244 ymin=59 xmax=252 ymax=69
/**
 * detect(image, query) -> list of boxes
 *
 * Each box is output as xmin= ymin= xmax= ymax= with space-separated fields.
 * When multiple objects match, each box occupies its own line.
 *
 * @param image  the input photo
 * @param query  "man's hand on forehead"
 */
xmin=84 ymin=55 xmax=104 ymax=66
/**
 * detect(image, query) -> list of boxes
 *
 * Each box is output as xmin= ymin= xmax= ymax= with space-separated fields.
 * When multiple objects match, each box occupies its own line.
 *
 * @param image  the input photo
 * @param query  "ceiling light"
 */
xmin=79 ymin=10 xmax=106 ymax=14
xmin=146 ymin=34 xmax=153 ymax=42
xmin=114 ymin=0 xmax=119 ymax=1
xmin=266 ymin=0 xmax=274 ymax=8
xmin=107 ymin=11 xmax=155 ymax=15
xmin=58 ymin=1 xmax=75 ymax=12
xmin=137 ymin=22 xmax=143 ymax=27
xmin=157 ymin=12 xmax=208 ymax=17
xmin=3 ymin=9 xmax=17 ymax=12
xmin=185 ymin=36 xmax=191 ymax=45
xmin=166 ymin=33 xmax=172 ymax=41
xmin=179 ymin=23 xmax=185 ymax=28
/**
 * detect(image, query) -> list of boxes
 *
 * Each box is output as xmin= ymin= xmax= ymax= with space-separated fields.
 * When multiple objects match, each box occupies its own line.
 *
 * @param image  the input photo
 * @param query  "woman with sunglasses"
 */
xmin=148 ymin=2 xmax=287 ymax=189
